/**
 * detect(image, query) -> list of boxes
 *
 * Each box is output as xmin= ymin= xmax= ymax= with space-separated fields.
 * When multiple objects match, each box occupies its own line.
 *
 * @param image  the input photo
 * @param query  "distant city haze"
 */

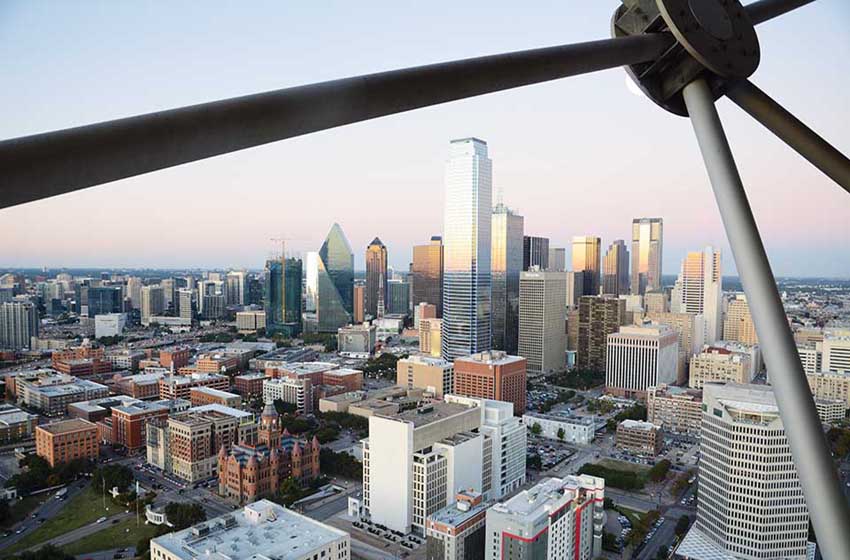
xmin=1 ymin=1 xmax=848 ymax=276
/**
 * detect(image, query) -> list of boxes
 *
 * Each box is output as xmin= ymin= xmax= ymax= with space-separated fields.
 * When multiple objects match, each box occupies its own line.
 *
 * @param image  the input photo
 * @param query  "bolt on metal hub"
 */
xmin=612 ymin=0 xmax=760 ymax=115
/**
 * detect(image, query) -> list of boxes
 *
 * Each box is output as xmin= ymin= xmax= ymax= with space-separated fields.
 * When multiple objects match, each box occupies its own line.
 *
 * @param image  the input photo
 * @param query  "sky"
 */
xmin=0 ymin=1 xmax=848 ymax=276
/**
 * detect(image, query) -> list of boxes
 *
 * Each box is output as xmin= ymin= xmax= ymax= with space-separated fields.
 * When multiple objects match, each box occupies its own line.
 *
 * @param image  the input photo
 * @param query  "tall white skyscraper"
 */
xmin=678 ymin=383 xmax=810 ymax=560
xmin=0 ymin=300 xmax=38 ymax=350
xmin=674 ymin=246 xmax=722 ymax=344
xmin=631 ymin=217 xmax=663 ymax=295
xmin=442 ymin=138 xmax=492 ymax=361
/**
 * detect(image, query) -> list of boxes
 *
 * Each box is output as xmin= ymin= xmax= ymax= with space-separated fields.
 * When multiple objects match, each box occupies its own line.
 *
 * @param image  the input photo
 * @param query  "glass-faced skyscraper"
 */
xmin=412 ymin=236 xmax=443 ymax=316
xmin=264 ymin=256 xmax=302 ymax=337
xmin=365 ymin=237 xmax=388 ymax=319
xmin=572 ymin=236 xmax=601 ymax=297
xmin=442 ymin=138 xmax=492 ymax=361
xmin=313 ymin=223 xmax=354 ymax=332
xmin=631 ymin=217 xmax=663 ymax=296
xmin=492 ymin=204 xmax=524 ymax=354
xmin=602 ymin=239 xmax=629 ymax=296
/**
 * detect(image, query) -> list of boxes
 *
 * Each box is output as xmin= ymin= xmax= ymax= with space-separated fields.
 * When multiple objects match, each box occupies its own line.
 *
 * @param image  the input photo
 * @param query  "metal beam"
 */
xmin=682 ymin=78 xmax=850 ymax=560
xmin=0 ymin=33 xmax=671 ymax=210
xmin=726 ymin=79 xmax=850 ymax=195
xmin=745 ymin=0 xmax=818 ymax=25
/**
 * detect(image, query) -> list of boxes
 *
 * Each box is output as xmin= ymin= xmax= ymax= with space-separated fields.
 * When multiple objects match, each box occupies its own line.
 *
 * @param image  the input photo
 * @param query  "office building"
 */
xmin=453 ymin=351 xmax=527 ymax=415
xmin=412 ymin=236 xmax=444 ymax=316
xmin=150 ymin=500 xmax=349 ymax=560
xmin=16 ymin=373 xmax=109 ymax=416
xmin=689 ymin=346 xmax=752 ymax=389
xmin=605 ymin=324 xmax=678 ymax=399
xmin=522 ymin=235 xmax=549 ymax=271
xmin=264 ymin=256 xmax=302 ymax=337
xmin=646 ymin=384 xmax=702 ymax=434
xmin=396 ymin=355 xmax=454 ymax=397
xmin=565 ymin=270 xmax=584 ymax=309
xmin=426 ymin=490 xmax=489 ymax=560
xmin=492 ymin=205 xmax=524 ymax=354
xmin=0 ymin=300 xmax=38 ymax=350
xmin=414 ymin=302 xmax=437 ymax=330
xmin=86 ymin=286 xmax=123 ymax=318
xmin=352 ymin=284 xmax=365 ymax=323
xmin=387 ymin=279 xmax=410 ymax=315
xmin=126 ymin=277 xmax=143 ymax=309
xmin=140 ymin=285 xmax=164 ymax=326
xmin=176 ymin=288 xmax=194 ymax=322
xmin=677 ymin=383 xmax=809 ymax=560
xmin=518 ymin=270 xmax=566 ymax=374
xmin=645 ymin=311 xmax=703 ymax=383
xmin=263 ymin=377 xmax=312 ymax=414
xmin=233 ymin=372 xmax=266 ymax=400
xmin=225 ymin=270 xmax=247 ymax=306
xmin=159 ymin=373 xmax=229 ymax=400
xmin=236 ymin=310 xmax=266 ymax=333
xmin=547 ymin=247 xmax=566 ymax=272
xmin=521 ymin=412 xmax=596 ymax=444
xmin=35 ymin=418 xmax=99 ymax=467
xmin=806 ymin=371 xmax=850 ymax=409
xmin=723 ymin=294 xmax=758 ymax=345
xmin=644 ymin=291 xmax=667 ymax=313
xmin=110 ymin=401 xmax=170 ymax=452
xmin=190 ymin=387 xmax=242 ymax=408
xmin=815 ymin=398 xmax=845 ymax=423
xmin=572 ymin=235 xmax=601 ymax=296
xmin=337 ymin=323 xmax=376 ymax=356
xmin=797 ymin=343 xmax=822 ymax=374
xmin=823 ymin=335 xmax=850 ymax=373
xmin=602 ymin=239 xmax=630 ymax=296
xmin=673 ymin=246 xmax=722 ymax=343
xmin=442 ymin=138 xmax=492 ymax=361
xmin=485 ymin=475 xmax=604 ymax=560
xmin=365 ymin=237 xmax=388 ymax=318
xmin=630 ymin=218 xmax=663 ymax=295
xmin=420 ymin=318 xmax=442 ymax=357
xmin=616 ymin=420 xmax=662 ymax=456
xmin=308 ymin=224 xmax=354 ymax=332
xmin=114 ymin=372 xmax=165 ymax=400
xmin=576 ymin=295 xmax=626 ymax=372
xmin=94 ymin=313 xmax=125 ymax=339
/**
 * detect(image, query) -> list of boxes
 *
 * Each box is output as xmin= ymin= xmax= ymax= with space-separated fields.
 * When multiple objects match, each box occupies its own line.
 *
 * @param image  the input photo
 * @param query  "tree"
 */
xmin=319 ymin=448 xmax=362 ymax=479
xmin=602 ymin=531 xmax=620 ymax=552
xmin=674 ymin=515 xmax=691 ymax=537
xmin=278 ymin=477 xmax=306 ymax=506
xmin=273 ymin=399 xmax=298 ymax=415
xmin=557 ymin=427 xmax=565 ymax=441
xmin=313 ymin=425 xmax=340 ymax=444
xmin=164 ymin=502 xmax=206 ymax=531
xmin=603 ymin=497 xmax=614 ymax=510
xmin=12 ymin=544 xmax=74 ymax=560
xmin=93 ymin=464 xmax=133 ymax=494
xmin=530 ymin=423 xmax=542 ymax=436
xmin=526 ymin=455 xmax=542 ymax=470
xmin=648 ymin=459 xmax=672 ymax=482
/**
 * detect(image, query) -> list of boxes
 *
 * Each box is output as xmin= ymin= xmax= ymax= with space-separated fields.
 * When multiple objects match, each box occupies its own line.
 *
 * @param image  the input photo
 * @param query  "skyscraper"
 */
xmin=522 ymin=236 xmax=549 ymax=271
xmin=547 ymin=247 xmax=566 ymax=272
xmin=518 ymin=270 xmax=567 ymax=374
xmin=352 ymin=284 xmax=365 ymax=323
xmin=674 ymin=246 xmax=722 ymax=344
xmin=602 ymin=239 xmax=629 ymax=296
xmin=577 ymin=295 xmax=626 ymax=372
xmin=387 ymin=279 xmax=409 ymax=315
xmin=723 ymin=294 xmax=758 ymax=345
xmin=265 ymin=257 xmax=302 ymax=336
xmin=412 ymin=236 xmax=443 ymax=316
xmin=572 ymin=236 xmax=601 ymax=296
xmin=491 ymin=204 xmax=524 ymax=354
xmin=315 ymin=223 xmax=354 ymax=332
xmin=605 ymin=324 xmax=679 ymax=398
xmin=441 ymin=138 xmax=492 ymax=361
xmin=225 ymin=270 xmax=247 ymax=306
xmin=365 ymin=237 xmax=388 ymax=319
xmin=630 ymin=218 xmax=663 ymax=296
xmin=0 ymin=300 xmax=38 ymax=350
xmin=678 ymin=383 xmax=810 ymax=560
xmin=140 ymin=285 xmax=164 ymax=325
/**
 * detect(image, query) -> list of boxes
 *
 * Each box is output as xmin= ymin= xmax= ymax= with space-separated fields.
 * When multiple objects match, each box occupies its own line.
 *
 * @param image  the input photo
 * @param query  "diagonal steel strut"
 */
xmin=745 ymin=0 xmax=819 ymax=25
xmin=726 ymin=79 xmax=850 ymax=195
xmin=682 ymin=78 xmax=850 ymax=560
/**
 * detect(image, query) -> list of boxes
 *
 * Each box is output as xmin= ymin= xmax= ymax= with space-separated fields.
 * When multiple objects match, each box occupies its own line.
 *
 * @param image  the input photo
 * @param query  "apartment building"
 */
xmin=396 ymin=355 xmax=454 ymax=397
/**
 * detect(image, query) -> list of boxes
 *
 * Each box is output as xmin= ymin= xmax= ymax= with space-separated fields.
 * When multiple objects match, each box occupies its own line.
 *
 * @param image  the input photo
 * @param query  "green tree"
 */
xmin=648 ymin=459 xmax=672 ymax=482
xmin=12 ymin=544 xmax=74 ymax=560
xmin=674 ymin=515 xmax=691 ymax=537
xmin=557 ymin=427 xmax=565 ymax=441
xmin=164 ymin=502 xmax=206 ymax=531
xmin=93 ymin=464 xmax=133 ymax=494
xmin=277 ymin=477 xmax=306 ymax=506
xmin=273 ymin=399 xmax=298 ymax=415
xmin=530 ymin=423 xmax=542 ymax=436
xmin=526 ymin=455 xmax=542 ymax=470
xmin=319 ymin=448 xmax=362 ymax=479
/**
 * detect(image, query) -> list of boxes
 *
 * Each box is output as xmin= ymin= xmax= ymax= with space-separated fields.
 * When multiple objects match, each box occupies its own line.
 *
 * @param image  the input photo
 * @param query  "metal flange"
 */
xmin=612 ymin=0 xmax=760 ymax=115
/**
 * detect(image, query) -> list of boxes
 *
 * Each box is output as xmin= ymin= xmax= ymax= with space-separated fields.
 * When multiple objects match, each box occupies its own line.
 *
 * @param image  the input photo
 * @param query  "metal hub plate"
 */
xmin=656 ymin=0 xmax=759 ymax=78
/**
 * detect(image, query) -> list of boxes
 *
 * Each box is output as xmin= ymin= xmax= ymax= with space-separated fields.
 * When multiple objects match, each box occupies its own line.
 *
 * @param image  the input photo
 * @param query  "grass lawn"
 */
xmin=615 ymin=506 xmax=645 ymax=527
xmin=4 ymin=486 xmax=116 ymax=555
xmin=62 ymin=519 xmax=158 ymax=556
xmin=597 ymin=458 xmax=651 ymax=474
xmin=3 ymin=494 xmax=49 ymax=530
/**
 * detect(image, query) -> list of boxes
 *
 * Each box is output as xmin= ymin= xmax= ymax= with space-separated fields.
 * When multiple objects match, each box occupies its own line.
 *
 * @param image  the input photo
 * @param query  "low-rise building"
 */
xmin=233 ymin=372 xmax=266 ymax=399
xmin=806 ymin=370 xmax=850 ymax=409
xmin=94 ymin=313 xmax=126 ymax=339
xmin=104 ymin=349 xmax=145 ymax=371
xmin=419 ymin=318 xmax=442 ymax=358
xmin=263 ymin=377 xmax=311 ymax=414
xmin=35 ymin=418 xmax=99 ymax=467
xmin=150 ymin=500 xmax=350 ymax=560
xmin=17 ymin=372 xmax=109 ymax=416
xmin=321 ymin=368 xmax=364 ymax=392
xmin=453 ymin=351 xmax=527 ymax=416
xmin=159 ymin=373 xmax=229 ymax=400
xmin=689 ymin=345 xmax=752 ymax=389
xmin=426 ymin=490 xmax=489 ymax=560
xmin=0 ymin=404 xmax=38 ymax=442
xmin=616 ymin=419 xmax=662 ymax=456
xmin=485 ymin=475 xmax=605 ymax=560
xmin=113 ymin=371 xmax=165 ymax=400
xmin=110 ymin=401 xmax=169 ymax=452
xmin=522 ymin=412 xmax=596 ymax=444
xmin=337 ymin=323 xmax=376 ymax=356
xmin=815 ymin=398 xmax=845 ymax=424
xmin=190 ymin=386 xmax=242 ymax=408
xmin=646 ymin=384 xmax=703 ymax=434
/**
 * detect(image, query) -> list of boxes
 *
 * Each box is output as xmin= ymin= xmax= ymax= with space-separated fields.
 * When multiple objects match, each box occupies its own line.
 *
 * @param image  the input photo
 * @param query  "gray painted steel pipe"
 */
xmin=0 ymin=33 xmax=671 ymax=210
xmin=745 ymin=0 xmax=818 ymax=25
xmin=727 ymin=79 xmax=850 ymax=195
xmin=682 ymin=78 xmax=850 ymax=560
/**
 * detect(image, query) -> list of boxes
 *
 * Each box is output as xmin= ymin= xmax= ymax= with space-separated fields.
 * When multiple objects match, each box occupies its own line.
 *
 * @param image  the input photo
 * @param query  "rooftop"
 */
xmin=119 ymin=372 xmax=165 ymax=384
xmin=38 ymin=418 xmax=96 ymax=434
xmin=190 ymin=403 xmax=254 ymax=419
xmin=619 ymin=419 xmax=659 ymax=431
xmin=523 ymin=411 xmax=596 ymax=426
xmin=428 ymin=494 xmax=489 ymax=528
xmin=390 ymin=401 xmax=474 ymax=428
xmin=491 ymin=477 xmax=588 ymax=519
xmin=191 ymin=386 xmax=240 ymax=398
xmin=322 ymin=368 xmax=362 ymax=377
xmin=454 ymin=350 xmax=524 ymax=366
xmin=162 ymin=373 xmax=227 ymax=386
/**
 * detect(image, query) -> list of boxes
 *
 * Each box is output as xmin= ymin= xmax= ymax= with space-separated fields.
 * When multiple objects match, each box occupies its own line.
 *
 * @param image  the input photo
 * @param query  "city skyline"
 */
xmin=0 ymin=2 xmax=848 ymax=276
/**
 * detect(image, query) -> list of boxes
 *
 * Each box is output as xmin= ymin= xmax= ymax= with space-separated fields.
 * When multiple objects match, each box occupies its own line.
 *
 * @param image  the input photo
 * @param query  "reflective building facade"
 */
xmin=572 ymin=236 xmax=601 ymax=297
xmin=312 ymin=223 xmax=354 ymax=332
xmin=492 ymin=204 xmax=524 ymax=354
xmin=631 ymin=217 xmax=663 ymax=296
xmin=522 ymin=236 xmax=549 ymax=271
xmin=365 ymin=237 xmax=388 ymax=319
xmin=442 ymin=138 xmax=492 ymax=361
xmin=264 ymin=256 xmax=302 ymax=337
xmin=412 ymin=236 xmax=443 ymax=316
xmin=602 ymin=239 xmax=629 ymax=296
